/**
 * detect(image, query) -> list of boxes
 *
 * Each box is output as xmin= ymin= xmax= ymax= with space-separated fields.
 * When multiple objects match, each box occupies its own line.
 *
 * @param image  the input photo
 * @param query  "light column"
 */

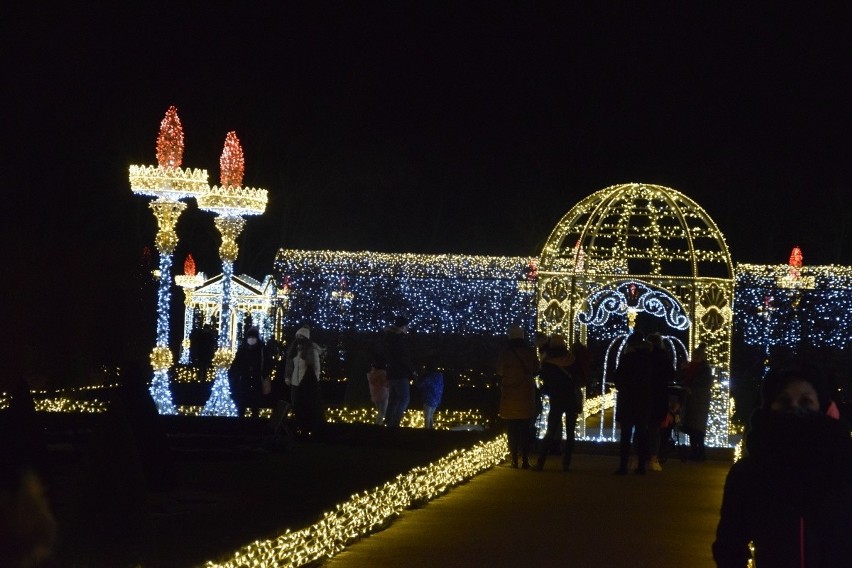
xmin=129 ymin=106 xmax=208 ymax=414
xmin=197 ymin=131 xmax=268 ymax=417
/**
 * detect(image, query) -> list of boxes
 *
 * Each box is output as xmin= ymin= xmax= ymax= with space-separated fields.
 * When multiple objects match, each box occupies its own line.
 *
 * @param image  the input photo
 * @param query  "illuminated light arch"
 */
xmin=537 ymin=183 xmax=735 ymax=447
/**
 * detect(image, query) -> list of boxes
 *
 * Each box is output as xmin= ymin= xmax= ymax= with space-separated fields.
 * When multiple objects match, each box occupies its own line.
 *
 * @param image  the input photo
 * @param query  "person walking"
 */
xmin=417 ymin=360 xmax=444 ymax=429
xmin=713 ymin=363 xmax=852 ymax=567
xmin=496 ymin=325 xmax=540 ymax=469
xmin=284 ymin=326 xmax=325 ymax=437
xmin=383 ymin=316 xmax=417 ymax=428
xmin=367 ymin=355 xmax=390 ymax=426
xmin=534 ymin=334 xmax=583 ymax=472
xmin=613 ymin=330 xmax=654 ymax=474
xmin=679 ymin=343 xmax=713 ymax=462
xmin=230 ymin=327 xmax=269 ymax=417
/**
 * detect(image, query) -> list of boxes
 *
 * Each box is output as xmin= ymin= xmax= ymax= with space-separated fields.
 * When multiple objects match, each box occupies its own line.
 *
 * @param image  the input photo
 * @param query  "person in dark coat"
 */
xmin=534 ymin=334 xmax=584 ymax=472
xmin=713 ymin=363 xmax=852 ymax=567
xmin=230 ymin=327 xmax=269 ymax=417
xmin=190 ymin=323 xmax=217 ymax=382
xmin=383 ymin=316 xmax=417 ymax=428
xmin=646 ymin=333 xmax=676 ymax=471
xmin=679 ymin=342 xmax=713 ymax=461
xmin=613 ymin=330 xmax=654 ymax=474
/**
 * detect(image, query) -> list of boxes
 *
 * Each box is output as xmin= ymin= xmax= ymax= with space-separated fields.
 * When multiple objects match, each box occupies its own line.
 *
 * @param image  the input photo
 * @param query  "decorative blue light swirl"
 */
xmin=578 ymin=281 xmax=690 ymax=330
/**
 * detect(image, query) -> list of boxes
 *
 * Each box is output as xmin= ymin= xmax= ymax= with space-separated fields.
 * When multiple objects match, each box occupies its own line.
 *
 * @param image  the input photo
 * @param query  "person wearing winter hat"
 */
xmin=284 ymin=326 xmax=325 ymax=437
xmin=533 ymin=334 xmax=582 ymax=472
xmin=713 ymin=362 xmax=852 ymax=567
xmin=383 ymin=316 xmax=416 ymax=427
xmin=496 ymin=325 xmax=539 ymax=469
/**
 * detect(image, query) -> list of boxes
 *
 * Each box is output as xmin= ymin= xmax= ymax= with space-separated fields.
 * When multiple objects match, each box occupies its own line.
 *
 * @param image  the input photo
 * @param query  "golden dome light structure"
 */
xmin=129 ymin=106 xmax=209 ymax=414
xmin=197 ymin=131 xmax=268 ymax=417
xmin=537 ymin=182 xmax=735 ymax=446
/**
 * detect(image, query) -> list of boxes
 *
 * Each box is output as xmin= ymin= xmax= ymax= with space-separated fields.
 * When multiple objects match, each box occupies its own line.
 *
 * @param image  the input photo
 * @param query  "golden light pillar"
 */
xmin=197 ymin=131 xmax=268 ymax=416
xmin=129 ymin=106 xmax=208 ymax=414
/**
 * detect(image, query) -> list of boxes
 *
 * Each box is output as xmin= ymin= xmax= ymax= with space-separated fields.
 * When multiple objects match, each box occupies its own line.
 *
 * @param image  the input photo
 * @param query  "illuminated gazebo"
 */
xmin=537 ymin=182 xmax=735 ymax=446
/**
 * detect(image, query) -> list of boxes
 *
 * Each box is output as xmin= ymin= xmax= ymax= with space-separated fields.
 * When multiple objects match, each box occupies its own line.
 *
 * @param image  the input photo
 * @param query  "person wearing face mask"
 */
xmin=230 ymin=327 xmax=269 ymax=418
xmin=713 ymin=363 xmax=852 ymax=567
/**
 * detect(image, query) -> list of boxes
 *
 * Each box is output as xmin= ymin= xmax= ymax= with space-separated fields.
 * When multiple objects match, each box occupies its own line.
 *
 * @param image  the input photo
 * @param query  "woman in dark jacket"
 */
xmin=534 ymin=334 xmax=583 ymax=472
xmin=713 ymin=364 xmax=852 ymax=567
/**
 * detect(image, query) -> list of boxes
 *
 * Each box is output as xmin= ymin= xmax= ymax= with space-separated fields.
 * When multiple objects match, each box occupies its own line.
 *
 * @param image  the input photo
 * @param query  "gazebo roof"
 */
xmin=540 ymin=183 xmax=733 ymax=280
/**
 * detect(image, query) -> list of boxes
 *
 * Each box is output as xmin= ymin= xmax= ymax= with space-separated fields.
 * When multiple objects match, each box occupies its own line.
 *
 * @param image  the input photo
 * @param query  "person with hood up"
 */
xmin=533 ymin=334 xmax=583 ymax=472
xmin=496 ymin=325 xmax=540 ymax=469
xmin=713 ymin=363 xmax=852 ymax=567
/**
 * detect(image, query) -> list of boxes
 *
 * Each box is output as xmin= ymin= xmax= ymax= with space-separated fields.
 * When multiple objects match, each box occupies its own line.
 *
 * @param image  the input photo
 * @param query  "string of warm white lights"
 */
xmin=203 ymin=435 xmax=507 ymax=568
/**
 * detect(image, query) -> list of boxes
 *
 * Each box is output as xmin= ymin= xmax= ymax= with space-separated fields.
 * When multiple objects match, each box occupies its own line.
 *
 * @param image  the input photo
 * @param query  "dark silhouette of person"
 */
xmin=190 ymin=323 xmax=217 ymax=382
xmin=679 ymin=343 xmax=713 ymax=461
xmin=613 ymin=330 xmax=654 ymax=474
xmin=230 ymin=327 xmax=270 ymax=417
xmin=646 ymin=333 xmax=676 ymax=471
xmin=713 ymin=363 xmax=852 ymax=566
xmin=534 ymin=334 xmax=583 ymax=472
xmin=383 ymin=316 xmax=417 ymax=428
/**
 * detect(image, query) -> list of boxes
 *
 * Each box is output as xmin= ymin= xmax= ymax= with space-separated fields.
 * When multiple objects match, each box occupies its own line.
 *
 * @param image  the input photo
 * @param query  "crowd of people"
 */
xmin=494 ymin=326 xmax=716 ymax=475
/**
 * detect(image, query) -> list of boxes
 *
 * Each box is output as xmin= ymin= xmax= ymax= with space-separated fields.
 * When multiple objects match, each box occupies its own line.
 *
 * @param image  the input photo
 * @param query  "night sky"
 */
xmin=4 ymin=3 xmax=851 ymax=382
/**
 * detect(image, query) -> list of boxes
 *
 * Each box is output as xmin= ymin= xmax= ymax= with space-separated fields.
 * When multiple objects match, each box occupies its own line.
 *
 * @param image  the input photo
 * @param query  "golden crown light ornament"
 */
xmin=197 ymin=131 xmax=268 ymax=417
xmin=129 ymin=106 xmax=208 ymax=414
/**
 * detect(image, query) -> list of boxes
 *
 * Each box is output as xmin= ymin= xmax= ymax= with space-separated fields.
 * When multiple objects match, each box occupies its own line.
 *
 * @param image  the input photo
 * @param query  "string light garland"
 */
xmin=203 ymin=435 xmax=507 ymax=568
xmin=130 ymin=106 xmax=209 ymax=414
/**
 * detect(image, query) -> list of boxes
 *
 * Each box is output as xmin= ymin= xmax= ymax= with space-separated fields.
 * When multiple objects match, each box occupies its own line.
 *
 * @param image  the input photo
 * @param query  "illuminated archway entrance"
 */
xmin=536 ymin=183 xmax=735 ymax=446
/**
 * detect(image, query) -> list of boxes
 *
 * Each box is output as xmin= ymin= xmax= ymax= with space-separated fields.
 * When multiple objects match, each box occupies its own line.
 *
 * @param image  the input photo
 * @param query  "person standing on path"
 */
xmin=367 ymin=355 xmax=390 ymax=426
xmin=383 ymin=316 xmax=417 ymax=427
xmin=534 ymin=334 xmax=583 ymax=472
xmin=679 ymin=343 xmax=713 ymax=462
xmin=496 ymin=325 xmax=540 ymax=469
xmin=612 ymin=330 xmax=654 ymax=474
xmin=284 ymin=326 xmax=325 ymax=437
xmin=417 ymin=359 xmax=444 ymax=429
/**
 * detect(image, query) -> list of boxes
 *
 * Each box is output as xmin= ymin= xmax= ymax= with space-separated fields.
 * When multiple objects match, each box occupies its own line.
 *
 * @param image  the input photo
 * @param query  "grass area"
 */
xmin=43 ymin=416 xmax=492 ymax=567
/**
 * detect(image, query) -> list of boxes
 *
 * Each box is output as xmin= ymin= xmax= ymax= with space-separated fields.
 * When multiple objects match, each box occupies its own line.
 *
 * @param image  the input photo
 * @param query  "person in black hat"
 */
xmin=383 ymin=316 xmax=417 ymax=427
xmin=612 ymin=330 xmax=654 ymax=474
xmin=713 ymin=362 xmax=852 ymax=567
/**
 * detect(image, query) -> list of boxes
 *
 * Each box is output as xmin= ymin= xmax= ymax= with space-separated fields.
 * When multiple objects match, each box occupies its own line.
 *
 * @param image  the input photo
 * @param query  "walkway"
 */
xmin=323 ymin=452 xmax=731 ymax=568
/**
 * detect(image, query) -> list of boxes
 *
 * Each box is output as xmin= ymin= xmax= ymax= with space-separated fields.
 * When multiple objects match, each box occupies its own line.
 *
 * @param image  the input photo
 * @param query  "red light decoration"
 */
xmin=789 ymin=246 xmax=803 ymax=268
xmin=155 ymin=106 xmax=184 ymax=168
xmin=220 ymin=131 xmax=245 ymax=188
xmin=183 ymin=253 xmax=197 ymax=276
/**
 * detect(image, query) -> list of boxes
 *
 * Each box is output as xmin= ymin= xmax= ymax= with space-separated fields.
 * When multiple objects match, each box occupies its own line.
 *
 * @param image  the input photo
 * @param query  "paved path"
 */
xmin=323 ymin=453 xmax=731 ymax=568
